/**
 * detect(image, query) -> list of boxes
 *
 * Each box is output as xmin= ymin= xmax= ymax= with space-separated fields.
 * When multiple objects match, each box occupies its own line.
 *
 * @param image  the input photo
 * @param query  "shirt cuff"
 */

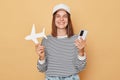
xmin=38 ymin=59 xmax=45 ymax=64
xmin=78 ymin=52 xmax=86 ymax=60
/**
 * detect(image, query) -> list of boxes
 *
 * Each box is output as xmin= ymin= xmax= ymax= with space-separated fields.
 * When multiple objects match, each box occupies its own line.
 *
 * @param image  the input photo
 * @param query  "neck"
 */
xmin=57 ymin=28 xmax=67 ymax=36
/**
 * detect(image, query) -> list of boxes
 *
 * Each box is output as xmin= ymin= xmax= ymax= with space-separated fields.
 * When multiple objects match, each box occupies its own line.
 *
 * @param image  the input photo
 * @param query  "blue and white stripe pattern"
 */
xmin=37 ymin=35 xmax=86 ymax=77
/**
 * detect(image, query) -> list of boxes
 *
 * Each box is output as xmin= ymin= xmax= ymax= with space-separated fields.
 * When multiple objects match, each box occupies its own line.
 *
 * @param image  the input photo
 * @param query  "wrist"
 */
xmin=39 ymin=56 xmax=45 ymax=60
xmin=78 ymin=48 xmax=84 ymax=56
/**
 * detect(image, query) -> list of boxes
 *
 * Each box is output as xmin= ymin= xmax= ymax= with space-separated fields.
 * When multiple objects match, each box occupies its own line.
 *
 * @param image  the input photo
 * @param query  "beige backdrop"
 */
xmin=0 ymin=0 xmax=120 ymax=80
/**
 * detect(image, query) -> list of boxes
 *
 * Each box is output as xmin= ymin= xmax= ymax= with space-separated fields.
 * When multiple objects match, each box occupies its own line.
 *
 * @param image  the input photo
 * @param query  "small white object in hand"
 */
xmin=25 ymin=24 xmax=47 ymax=44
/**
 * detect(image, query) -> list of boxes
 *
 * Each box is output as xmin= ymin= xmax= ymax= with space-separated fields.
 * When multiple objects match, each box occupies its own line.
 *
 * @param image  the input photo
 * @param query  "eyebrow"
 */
xmin=55 ymin=13 xmax=68 ymax=16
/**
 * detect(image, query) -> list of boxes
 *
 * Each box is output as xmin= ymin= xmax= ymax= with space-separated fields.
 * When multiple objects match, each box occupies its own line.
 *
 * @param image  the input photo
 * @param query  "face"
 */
xmin=55 ymin=10 xmax=68 ymax=29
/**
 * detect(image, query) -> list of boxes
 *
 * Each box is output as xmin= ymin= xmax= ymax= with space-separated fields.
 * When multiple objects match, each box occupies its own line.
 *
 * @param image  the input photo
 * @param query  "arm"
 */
xmin=35 ymin=38 xmax=47 ymax=72
xmin=75 ymin=53 xmax=87 ymax=72
xmin=37 ymin=58 xmax=47 ymax=72
xmin=74 ymin=38 xmax=87 ymax=71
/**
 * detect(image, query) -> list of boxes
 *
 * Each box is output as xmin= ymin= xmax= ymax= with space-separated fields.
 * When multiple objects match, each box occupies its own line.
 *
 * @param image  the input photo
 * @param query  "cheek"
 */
xmin=65 ymin=19 xmax=68 ymax=25
xmin=55 ymin=19 xmax=58 ymax=26
xmin=55 ymin=18 xmax=59 ymax=22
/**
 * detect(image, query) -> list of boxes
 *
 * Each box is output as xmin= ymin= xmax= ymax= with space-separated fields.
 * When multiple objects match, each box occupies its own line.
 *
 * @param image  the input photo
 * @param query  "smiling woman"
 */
xmin=35 ymin=3 xmax=87 ymax=80
xmin=55 ymin=10 xmax=68 ymax=31
xmin=52 ymin=4 xmax=74 ymax=38
xmin=0 ymin=0 xmax=120 ymax=80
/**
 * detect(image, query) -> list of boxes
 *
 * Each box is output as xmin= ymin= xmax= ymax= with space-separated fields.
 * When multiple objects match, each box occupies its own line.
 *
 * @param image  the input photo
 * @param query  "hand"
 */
xmin=75 ymin=38 xmax=86 ymax=56
xmin=35 ymin=43 xmax=45 ymax=60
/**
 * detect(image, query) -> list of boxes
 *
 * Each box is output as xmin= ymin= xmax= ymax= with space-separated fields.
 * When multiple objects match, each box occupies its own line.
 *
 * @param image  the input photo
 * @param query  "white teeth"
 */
xmin=58 ymin=22 xmax=64 ymax=24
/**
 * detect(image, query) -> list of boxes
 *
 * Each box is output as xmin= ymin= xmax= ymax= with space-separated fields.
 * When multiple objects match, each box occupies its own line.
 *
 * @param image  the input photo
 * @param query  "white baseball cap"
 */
xmin=52 ymin=3 xmax=70 ymax=14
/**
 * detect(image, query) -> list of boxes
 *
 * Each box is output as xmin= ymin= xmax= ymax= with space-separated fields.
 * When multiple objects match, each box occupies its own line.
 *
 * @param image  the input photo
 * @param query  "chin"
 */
xmin=58 ymin=27 xmax=66 ymax=29
xmin=57 ymin=25 xmax=67 ymax=28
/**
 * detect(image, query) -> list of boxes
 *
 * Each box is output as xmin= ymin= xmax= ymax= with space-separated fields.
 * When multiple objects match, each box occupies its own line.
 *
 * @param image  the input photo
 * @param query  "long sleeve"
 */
xmin=37 ymin=58 xmax=47 ymax=72
xmin=37 ymin=38 xmax=47 ymax=72
xmin=75 ymin=53 xmax=87 ymax=72
xmin=36 ymin=35 xmax=87 ymax=76
xmin=38 ymin=59 xmax=45 ymax=64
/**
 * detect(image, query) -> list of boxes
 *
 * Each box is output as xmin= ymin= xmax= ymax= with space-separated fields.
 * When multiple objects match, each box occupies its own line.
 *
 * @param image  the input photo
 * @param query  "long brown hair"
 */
xmin=51 ymin=11 xmax=74 ymax=38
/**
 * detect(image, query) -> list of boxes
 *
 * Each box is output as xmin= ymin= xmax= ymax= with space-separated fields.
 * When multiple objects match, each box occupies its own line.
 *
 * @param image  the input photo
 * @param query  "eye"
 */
xmin=63 ymin=14 xmax=68 ymax=18
xmin=55 ymin=15 xmax=60 ymax=18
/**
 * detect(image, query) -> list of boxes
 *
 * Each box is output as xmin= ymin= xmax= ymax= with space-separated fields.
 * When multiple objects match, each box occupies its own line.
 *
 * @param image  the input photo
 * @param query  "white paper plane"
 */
xmin=25 ymin=24 xmax=47 ymax=44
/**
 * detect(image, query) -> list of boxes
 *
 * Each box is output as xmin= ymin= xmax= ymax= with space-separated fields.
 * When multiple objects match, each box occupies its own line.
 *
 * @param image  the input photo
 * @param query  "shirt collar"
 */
xmin=57 ymin=35 xmax=68 ymax=39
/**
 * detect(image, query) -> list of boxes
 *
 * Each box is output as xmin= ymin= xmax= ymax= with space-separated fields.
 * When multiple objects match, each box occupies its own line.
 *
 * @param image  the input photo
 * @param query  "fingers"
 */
xmin=75 ymin=38 xmax=86 ymax=49
xmin=75 ymin=38 xmax=84 ymax=45
xmin=35 ymin=43 xmax=40 ymax=48
xmin=78 ymin=37 xmax=86 ymax=42
xmin=35 ymin=43 xmax=45 ymax=60
xmin=35 ymin=43 xmax=45 ymax=55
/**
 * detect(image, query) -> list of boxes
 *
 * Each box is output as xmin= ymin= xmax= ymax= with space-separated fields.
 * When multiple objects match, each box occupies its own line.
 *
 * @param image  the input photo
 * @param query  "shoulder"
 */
xmin=70 ymin=34 xmax=78 ymax=39
xmin=41 ymin=35 xmax=51 ymax=45
xmin=46 ymin=35 xmax=53 ymax=39
xmin=42 ymin=35 xmax=53 ymax=41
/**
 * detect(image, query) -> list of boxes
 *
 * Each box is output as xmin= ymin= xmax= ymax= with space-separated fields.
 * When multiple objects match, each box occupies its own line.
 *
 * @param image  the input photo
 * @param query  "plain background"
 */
xmin=0 ymin=0 xmax=120 ymax=80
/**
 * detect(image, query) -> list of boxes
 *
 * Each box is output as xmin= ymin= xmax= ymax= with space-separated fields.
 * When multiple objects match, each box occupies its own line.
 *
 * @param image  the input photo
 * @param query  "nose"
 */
xmin=60 ymin=17 xmax=64 ymax=21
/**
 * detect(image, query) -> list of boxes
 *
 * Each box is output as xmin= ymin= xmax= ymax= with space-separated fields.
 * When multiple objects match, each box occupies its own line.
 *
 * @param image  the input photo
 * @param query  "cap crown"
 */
xmin=52 ymin=4 xmax=70 ymax=14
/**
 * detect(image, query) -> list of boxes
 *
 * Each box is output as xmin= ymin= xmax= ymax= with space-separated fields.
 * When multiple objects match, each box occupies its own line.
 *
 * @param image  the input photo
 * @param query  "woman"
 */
xmin=35 ymin=3 xmax=87 ymax=80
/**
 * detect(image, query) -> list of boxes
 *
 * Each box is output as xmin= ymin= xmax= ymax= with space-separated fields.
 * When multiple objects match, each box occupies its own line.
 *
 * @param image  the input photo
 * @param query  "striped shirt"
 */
xmin=37 ymin=35 xmax=86 ymax=77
